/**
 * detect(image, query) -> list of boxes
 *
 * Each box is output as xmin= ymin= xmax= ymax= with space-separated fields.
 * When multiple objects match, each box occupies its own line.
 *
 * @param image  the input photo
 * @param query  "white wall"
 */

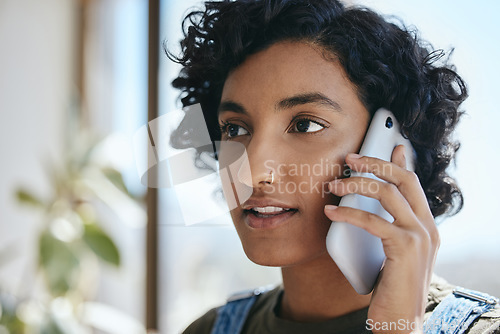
xmin=0 ymin=0 xmax=75 ymax=295
xmin=0 ymin=1 xmax=147 ymax=330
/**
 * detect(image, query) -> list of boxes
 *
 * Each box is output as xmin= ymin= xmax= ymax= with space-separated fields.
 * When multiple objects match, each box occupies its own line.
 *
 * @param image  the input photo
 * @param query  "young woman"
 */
xmin=168 ymin=0 xmax=500 ymax=333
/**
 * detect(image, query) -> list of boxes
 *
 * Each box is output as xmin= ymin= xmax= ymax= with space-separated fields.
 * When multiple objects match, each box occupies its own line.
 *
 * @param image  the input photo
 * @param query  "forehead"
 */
xmin=220 ymin=41 xmax=364 ymax=112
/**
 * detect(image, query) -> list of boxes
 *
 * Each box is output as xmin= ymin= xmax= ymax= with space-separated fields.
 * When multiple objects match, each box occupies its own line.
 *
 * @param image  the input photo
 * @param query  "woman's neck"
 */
xmin=279 ymin=251 xmax=372 ymax=322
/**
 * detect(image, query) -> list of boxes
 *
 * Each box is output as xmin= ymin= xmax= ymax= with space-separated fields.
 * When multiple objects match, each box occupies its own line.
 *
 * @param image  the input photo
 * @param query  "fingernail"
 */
xmin=347 ymin=153 xmax=362 ymax=159
xmin=325 ymin=205 xmax=338 ymax=211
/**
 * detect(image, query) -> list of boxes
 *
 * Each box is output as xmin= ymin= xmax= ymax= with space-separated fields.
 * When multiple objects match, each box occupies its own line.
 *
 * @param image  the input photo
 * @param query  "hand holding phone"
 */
xmin=325 ymin=108 xmax=415 ymax=294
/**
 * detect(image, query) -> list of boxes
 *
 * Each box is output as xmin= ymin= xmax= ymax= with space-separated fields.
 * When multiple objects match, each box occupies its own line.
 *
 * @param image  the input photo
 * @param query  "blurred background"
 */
xmin=0 ymin=0 xmax=498 ymax=333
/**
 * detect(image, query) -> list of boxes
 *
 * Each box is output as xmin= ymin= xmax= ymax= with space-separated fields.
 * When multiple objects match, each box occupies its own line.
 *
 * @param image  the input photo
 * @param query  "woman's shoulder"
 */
xmin=426 ymin=274 xmax=500 ymax=333
xmin=182 ymin=307 xmax=218 ymax=334
xmin=182 ymin=277 xmax=500 ymax=333
xmin=181 ymin=285 xmax=280 ymax=334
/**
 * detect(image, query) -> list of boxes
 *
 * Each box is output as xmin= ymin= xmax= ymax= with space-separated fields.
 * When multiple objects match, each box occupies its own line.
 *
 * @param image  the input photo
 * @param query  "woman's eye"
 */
xmin=292 ymin=119 xmax=325 ymax=133
xmin=223 ymin=123 xmax=249 ymax=138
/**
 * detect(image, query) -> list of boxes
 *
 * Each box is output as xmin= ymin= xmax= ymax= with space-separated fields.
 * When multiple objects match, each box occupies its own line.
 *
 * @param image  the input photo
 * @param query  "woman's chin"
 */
xmin=242 ymin=247 xmax=294 ymax=267
xmin=242 ymin=244 xmax=328 ymax=268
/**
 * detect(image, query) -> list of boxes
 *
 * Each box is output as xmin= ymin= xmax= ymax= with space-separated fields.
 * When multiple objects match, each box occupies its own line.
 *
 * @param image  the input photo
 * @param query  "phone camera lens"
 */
xmin=385 ymin=117 xmax=393 ymax=129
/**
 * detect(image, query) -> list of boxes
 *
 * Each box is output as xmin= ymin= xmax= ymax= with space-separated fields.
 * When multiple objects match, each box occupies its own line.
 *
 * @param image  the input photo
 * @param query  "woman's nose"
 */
xmin=236 ymin=138 xmax=280 ymax=189
xmin=237 ymin=161 xmax=275 ymax=188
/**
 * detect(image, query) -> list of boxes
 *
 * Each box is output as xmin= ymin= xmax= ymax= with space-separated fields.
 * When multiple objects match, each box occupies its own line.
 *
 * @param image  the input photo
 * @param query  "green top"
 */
xmin=183 ymin=275 xmax=500 ymax=334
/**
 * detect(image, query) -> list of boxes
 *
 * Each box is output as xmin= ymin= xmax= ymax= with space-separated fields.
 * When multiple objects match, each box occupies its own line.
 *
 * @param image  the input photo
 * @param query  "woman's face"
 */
xmin=218 ymin=41 xmax=370 ymax=267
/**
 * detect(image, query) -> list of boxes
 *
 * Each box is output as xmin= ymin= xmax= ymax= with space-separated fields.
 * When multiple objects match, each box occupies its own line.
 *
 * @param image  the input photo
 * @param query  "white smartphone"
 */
xmin=325 ymin=108 xmax=415 ymax=294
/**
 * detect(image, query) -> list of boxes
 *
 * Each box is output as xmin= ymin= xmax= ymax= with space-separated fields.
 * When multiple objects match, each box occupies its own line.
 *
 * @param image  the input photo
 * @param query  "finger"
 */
xmin=324 ymin=205 xmax=397 ymax=240
xmin=345 ymin=153 xmax=432 ymax=221
xmin=391 ymin=144 xmax=407 ymax=169
xmin=329 ymin=177 xmax=418 ymax=226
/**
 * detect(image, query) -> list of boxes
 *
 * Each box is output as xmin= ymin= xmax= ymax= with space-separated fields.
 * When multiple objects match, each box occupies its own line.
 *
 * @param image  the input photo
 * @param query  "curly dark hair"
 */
xmin=167 ymin=0 xmax=467 ymax=218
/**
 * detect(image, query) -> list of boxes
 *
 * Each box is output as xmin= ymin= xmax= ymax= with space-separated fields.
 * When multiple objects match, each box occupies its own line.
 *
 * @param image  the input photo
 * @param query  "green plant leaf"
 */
xmin=0 ymin=299 xmax=25 ymax=332
xmin=15 ymin=189 xmax=44 ymax=207
xmin=39 ymin=232 xmax=80 ymax=296
xmin=102 ymin=167 xmax=129 ymax=194
xmin=83 ymin=224 xmax=120 ymax=267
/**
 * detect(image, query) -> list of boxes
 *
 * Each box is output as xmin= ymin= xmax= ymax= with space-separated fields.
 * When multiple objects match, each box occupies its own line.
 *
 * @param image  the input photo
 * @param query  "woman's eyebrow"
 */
xmin=218 ymin=100 xmax=248 ymax=115
xmin=277 ymin=92 xmax=342 ymax=112
xmin=218 ymin=92 xmax=342 ymax=115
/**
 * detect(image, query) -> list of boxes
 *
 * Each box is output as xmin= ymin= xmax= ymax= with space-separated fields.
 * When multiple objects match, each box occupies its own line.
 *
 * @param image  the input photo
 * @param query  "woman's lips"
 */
xmin=243 ymin=208 xmax=298 ymax=229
